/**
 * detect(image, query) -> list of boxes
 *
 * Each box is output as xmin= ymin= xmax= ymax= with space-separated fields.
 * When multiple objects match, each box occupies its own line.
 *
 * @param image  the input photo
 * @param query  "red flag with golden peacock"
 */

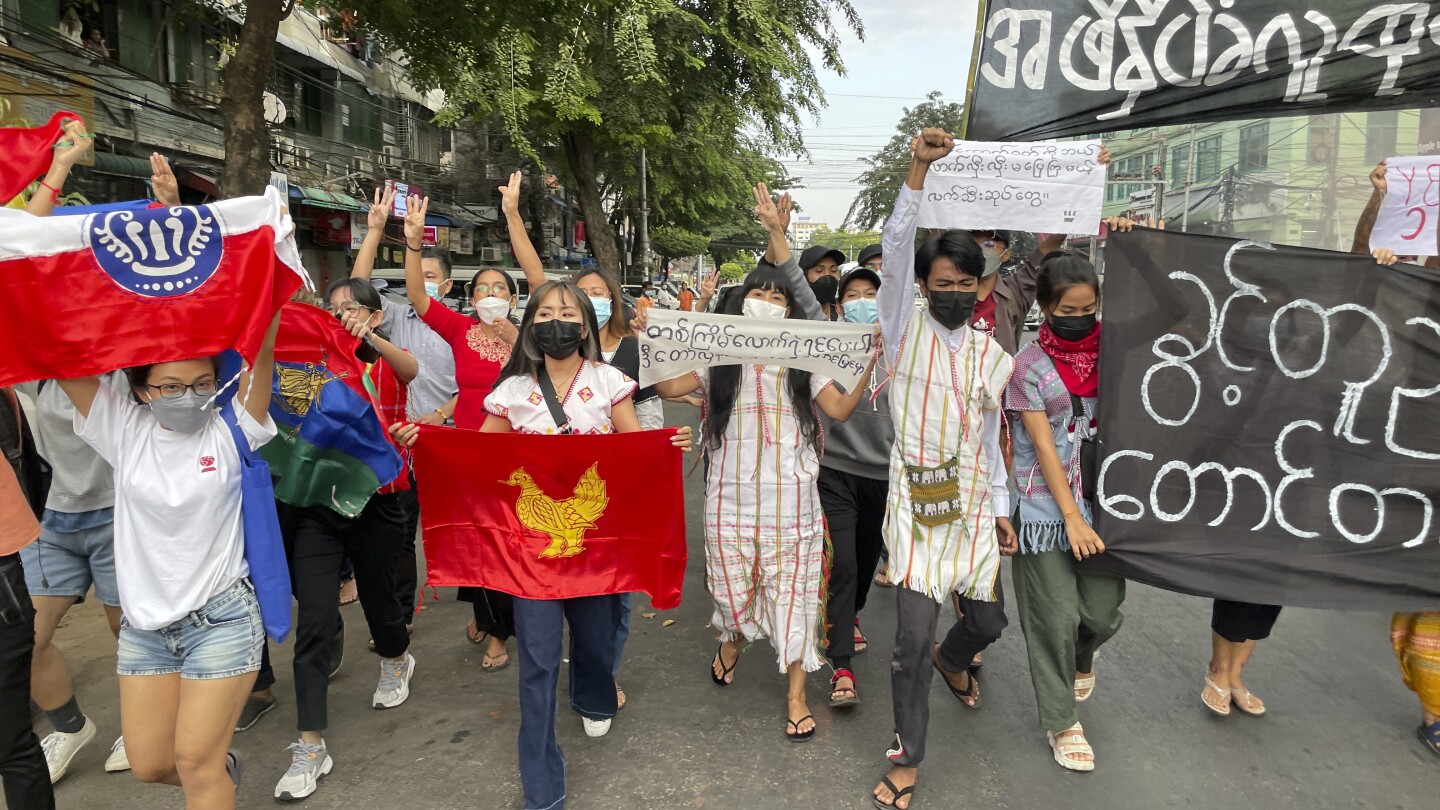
xmin=412 ymin=427 xmax=687 ymax=609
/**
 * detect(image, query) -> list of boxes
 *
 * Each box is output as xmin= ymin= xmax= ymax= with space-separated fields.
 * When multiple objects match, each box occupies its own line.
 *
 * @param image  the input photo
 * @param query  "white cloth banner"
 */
xmin=916 ymin=139 xmax=1106 ymax=235
xmin=1370 ymin=155 xmax=1440 ymax=257
xmin=637 ymin=309 xmax=875 ymax=391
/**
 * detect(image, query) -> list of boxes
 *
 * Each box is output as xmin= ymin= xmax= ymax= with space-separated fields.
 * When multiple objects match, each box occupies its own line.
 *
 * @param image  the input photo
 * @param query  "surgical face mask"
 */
xmin=589 ymin=296 xmax=612 ymax=327
xmin=148 ymin=391 xmax=211 ymax=434
xmin=743 ymin=297 xmax=788 ymax=320
xmin=810 ymin=275 xmax=839 ymax=305
xmin=926 ymin=290 xmax=978 ymax=331
xmin=1049 ymin=312 xmax=1098 ymax=341
xmin=424 ymin=281 xmax=444 ymax=298
xmin=532 ymin=319 xmax=584 ymax=359
xmin=981 ymin=246 xmax=1006 ymax=278
xmin=842 ymin=298 xmax=879 ymax=324
xmin=474 ymin=296 xmax=512 ymax=325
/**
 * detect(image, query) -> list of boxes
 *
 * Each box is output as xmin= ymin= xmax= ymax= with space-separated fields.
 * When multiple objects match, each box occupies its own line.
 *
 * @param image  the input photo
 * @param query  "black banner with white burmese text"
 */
xmin=968 ymin=1 xmax=1440 ymax=142
xmin=1093 ymin=229 xmax=1440 ymax=611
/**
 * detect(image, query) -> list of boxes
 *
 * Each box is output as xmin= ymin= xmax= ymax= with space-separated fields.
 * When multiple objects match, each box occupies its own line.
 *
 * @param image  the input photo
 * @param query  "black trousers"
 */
xmin=283 ymin=494 xmax=410 ymax=732
xmin=818 ymin=466 xmax=889 ymax=670
xmin=396 ymin=480 xmax=420 ymax=619
xmin=0 ymin=554 xmax=55 ymax=810
xmin=460 ymin=587 xmax=515 ymax=641
xmin=888 ymin=584 xmax=1008 ymax=768
xmin=1211 ymin=600 xmax=1282 ymax=643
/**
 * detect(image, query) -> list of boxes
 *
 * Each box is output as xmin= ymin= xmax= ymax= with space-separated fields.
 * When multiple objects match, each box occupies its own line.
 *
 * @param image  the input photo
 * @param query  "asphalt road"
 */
xmin=14 ymin=403 xmax=1437 ymax=810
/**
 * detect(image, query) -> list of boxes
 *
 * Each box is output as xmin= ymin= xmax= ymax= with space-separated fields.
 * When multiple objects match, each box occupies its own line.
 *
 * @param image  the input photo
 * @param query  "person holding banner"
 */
xmin=651 ymin=214 xmax=877 ymax=741
xmin=401 ymin=193 xmax=520 ymax=672
xmin=393 ymin=278 xmax=691 ymax=810
xmin=871 ymin=129 xmax=1015 ymax=810
xmin=1005 ymin=251 xmax=1125 ymax=772
xmin=56 ymin=314 xmax=282 ymax=809
xmin=1392 ymin=612 xmax=1440 ymax=755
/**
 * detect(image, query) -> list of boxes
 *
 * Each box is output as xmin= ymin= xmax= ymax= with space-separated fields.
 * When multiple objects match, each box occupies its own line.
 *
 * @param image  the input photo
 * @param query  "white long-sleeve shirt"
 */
xmin=879 ymin=183 xmax=1009 ymax=518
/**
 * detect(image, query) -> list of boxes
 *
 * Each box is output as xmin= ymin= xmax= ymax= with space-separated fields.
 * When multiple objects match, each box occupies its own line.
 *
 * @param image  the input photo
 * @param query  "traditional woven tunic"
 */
xmin=883 ymin=309 xmax=1012 ymax=601
xmin=698 ymin=365 xmax=833 ymax=673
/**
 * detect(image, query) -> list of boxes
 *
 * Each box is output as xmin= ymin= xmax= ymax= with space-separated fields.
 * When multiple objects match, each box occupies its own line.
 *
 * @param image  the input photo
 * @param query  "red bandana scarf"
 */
xmin=1037 ymin=321 xmax=1101 ymax=398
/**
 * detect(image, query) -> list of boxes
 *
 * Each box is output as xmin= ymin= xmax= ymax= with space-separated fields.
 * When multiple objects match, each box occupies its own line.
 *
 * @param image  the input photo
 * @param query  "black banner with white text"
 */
xmin=1093 ymin=229 xmax=1440 ymax=611
xmin=968 ymin=1 xmax=1440 ymax=141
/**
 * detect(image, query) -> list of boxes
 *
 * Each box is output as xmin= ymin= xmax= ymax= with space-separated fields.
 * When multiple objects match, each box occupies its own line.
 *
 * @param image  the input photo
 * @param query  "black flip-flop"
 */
xmin=785 ymin=714 xmax=816 ymax=743
xmin=933 ymin=646 xmax=979 ymax=709
xmin=710 ymin=644 xmax=738 ymax=686
xmin=872 ymin=775 xmax=916 ymax=809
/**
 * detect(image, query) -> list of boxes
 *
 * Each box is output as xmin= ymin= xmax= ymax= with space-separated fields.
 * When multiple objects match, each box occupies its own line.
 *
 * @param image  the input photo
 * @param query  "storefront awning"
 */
xmin=176 ymin=168 xmax=222 ymax=199
xmin=424 ymin=209 xmax=471 ymax=228
xmin=287 ymin=186 xmax=367 ymax=212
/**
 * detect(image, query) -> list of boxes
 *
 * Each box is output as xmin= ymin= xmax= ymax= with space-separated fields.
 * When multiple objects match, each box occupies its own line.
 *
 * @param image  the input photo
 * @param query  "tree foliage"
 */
xmin=718 ymin=262 xmax=745 ymax=281
xmin=650 ymin=225 xmax=710 ymax=262
xmin=804 ymin=226 xmax=881 ymax=259
xmin=350 ymin=0 xmax=862 ymax=277
xmin=842 ymin=91 xmax=965 ymax=231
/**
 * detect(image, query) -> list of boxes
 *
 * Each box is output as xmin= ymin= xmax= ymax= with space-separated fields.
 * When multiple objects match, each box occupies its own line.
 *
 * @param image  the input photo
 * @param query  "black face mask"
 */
xmin=532 ymin=319 xmax=584 ymax=359
xmin=1049 ymin=313 xmax=1098 ymax=341
xmin=926 ymin=290 xmax=977 ymax=330
xmin=810 ymin=275 xmax=839 ymax=305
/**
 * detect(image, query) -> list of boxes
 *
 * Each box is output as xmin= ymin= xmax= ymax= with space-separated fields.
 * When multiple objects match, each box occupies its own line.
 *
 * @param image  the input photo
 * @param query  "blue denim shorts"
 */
xmin=20 ymin=508 xmax=119 ymax=606
xmin=117 ymin=579 xmax=264 ymax=680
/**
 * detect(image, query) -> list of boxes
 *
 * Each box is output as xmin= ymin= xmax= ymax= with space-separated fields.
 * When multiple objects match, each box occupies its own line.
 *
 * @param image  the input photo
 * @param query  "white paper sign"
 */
xmin=638 ymin=309 xmax=876 ymax=391
xmin=916 ymin=139 xmax=1106 ymax=235
xmin=1371 ymin=155 xmax=1440 ymax=257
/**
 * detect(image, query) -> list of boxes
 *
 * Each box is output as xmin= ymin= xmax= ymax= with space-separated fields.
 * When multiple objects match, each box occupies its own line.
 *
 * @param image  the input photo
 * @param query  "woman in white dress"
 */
xmin=653 ymin=260 xmax=876 ymax=742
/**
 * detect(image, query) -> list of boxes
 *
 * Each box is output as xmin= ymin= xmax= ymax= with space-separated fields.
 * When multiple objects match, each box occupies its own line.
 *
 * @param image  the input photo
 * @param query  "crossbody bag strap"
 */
xmin=1068 ymin=392 xmax=1088 ymax=438
xmin=536 ymin=371 xmax=571 ymax=434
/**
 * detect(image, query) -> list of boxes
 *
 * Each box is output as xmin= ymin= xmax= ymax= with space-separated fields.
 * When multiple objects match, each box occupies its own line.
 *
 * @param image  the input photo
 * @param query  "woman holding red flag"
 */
xmin=1005 ymin=251 xmax=1125 ymax=772
xmin=393 ymin=279 xmax=691 ymax=810
xmin=401 ymin=193 xmax=520 ymax=671
xmin=56 ymin=316 xmax=281 ymax=809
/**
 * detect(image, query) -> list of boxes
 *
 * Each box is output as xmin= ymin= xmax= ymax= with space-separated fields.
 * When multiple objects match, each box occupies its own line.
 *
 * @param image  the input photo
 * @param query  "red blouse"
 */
xmin=418 ymin=304 xmax=512 ymax=430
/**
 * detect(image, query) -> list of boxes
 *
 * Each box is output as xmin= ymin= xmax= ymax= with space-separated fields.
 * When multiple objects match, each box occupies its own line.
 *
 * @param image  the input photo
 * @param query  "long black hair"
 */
xmin=496 ymin=280 xmax=603 ymax=385
xmin=1035 ymin=251 xmax=1100 ymax=312
xmin=702 ymin=263 xmax=821 ymax=455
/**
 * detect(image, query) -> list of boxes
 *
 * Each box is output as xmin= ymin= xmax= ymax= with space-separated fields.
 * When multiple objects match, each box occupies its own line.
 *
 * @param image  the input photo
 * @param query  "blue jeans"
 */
xmin=613 ymin=594 xmax=631 ymax=677
xmin=514 ymin=594 xmax=623 ymax=810
xmin=116 ymin=579 xmax=264 ymax=679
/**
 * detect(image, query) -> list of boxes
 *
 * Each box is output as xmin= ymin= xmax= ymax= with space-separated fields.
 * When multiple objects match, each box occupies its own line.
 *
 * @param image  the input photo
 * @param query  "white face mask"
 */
xmin=474 ymin=296 xmax=511 ymax=324
xmin=742 ymin=297 xmax=788 ymax=320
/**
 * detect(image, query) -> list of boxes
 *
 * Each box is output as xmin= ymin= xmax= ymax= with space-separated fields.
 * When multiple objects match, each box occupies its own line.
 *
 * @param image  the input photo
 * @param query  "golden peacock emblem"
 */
xmin=503 ymin=463 xmax=610 ymax=559
xmin=273 ymin=359 xmax=346 ymax=417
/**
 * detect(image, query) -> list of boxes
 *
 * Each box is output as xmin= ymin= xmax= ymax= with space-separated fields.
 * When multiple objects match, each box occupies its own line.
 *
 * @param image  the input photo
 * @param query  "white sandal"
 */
xmin=1049 ymin=724 xmax=1096 ymax=772
xmin=1231 ymin=687 xmax=1265 ymax=716
xmin=1074 ymin=672 xmax=1096 ymax=702
xmin=1202 ymin=677 xmax=1232 ymax=716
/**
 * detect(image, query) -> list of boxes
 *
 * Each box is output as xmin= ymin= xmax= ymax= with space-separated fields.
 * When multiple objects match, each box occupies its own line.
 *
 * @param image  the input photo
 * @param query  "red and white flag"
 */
xmin=0 ymin=187 xmax=308 ymax=387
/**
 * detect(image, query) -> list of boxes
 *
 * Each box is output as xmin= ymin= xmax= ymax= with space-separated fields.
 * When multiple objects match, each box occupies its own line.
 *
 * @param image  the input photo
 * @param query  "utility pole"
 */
xmin=1221 ymin=166 xmax=1237 ymax=235
xmin=638 ymin=147 xmax=650 ymax=284
xmin=1182 ymin=124 xmax=1197 ymax=232
xmin=1322 ymin=117 xmax=1341 ymax=250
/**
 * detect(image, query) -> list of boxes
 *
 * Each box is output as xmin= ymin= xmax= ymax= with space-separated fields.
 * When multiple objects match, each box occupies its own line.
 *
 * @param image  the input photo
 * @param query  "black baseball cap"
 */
xmin=970 ymin=229 xmax=1016 ymax=246
xmin=856 ymin=244 xmax=882 ymax=266
xmin=839 ymin=266 xmax=881 ymax=296
xmin=799 ymin=244 xmax=846 ymax=271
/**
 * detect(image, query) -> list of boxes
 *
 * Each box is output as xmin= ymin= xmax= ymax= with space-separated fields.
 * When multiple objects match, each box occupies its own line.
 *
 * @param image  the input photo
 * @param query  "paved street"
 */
xmin=14 ymin=406 xmax=1437 ymax=810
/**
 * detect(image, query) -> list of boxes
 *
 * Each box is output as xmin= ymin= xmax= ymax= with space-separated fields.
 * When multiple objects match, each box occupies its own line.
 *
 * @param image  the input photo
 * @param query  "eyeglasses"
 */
xmin=327 ymin=302 xmax=373 ymax=316
xmin=474 ymin=283 xmax=511 ymax=296
xmin=147 ymin=380 xmax=218 ymax=399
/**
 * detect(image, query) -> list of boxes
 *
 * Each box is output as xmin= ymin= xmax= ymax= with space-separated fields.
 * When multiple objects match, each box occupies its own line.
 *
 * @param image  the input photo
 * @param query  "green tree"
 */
xmin=651 ymin=225 xmax=710 ymax=267
xmin=374 ymin=0 xmax=862 ymax=278
xmin=804 ymin=226 xmax=882 ymax=260
xmin=209 ymin=0 xmax=291 ymax=194
xmin=843 ymin=91 xmax=965 ymax=230
xmin=718 ymin=262 xmax=745 ymax=282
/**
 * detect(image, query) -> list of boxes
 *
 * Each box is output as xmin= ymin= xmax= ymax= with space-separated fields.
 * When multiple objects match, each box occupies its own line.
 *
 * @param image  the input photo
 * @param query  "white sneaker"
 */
xmin=582 ymin=717 xmax=612 ymax=738
xmin=372 ymin=652 xmax=415 ymax=709
xmin=274 ymin=740 xmax=332 ymax=801
xmin=104 ymin=736 xmax=131 ymax=773
xmin=41 ymin=717 xmax=96 ymax=783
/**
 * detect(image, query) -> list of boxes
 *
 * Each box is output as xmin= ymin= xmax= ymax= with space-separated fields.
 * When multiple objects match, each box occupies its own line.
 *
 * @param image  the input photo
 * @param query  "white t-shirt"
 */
xmin=76 ymin=381 xmax=277 ymax=630
xmin=484 ymin=363 xmax=637 ymax=435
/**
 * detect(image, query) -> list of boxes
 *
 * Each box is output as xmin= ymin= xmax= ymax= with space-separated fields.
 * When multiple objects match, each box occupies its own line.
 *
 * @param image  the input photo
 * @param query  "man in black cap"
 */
xmin=796 ymin=244 xmax=847 ymax=320
xmin=857 ymin=243 xmax=882 ymax=273
xmin=966 ymin=228 xmax=1047 ymax=357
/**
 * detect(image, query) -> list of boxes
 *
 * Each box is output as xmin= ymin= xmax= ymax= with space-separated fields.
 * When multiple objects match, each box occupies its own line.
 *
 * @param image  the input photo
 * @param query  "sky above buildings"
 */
xmin=778 ymin=0 xmax=981 ymax=230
